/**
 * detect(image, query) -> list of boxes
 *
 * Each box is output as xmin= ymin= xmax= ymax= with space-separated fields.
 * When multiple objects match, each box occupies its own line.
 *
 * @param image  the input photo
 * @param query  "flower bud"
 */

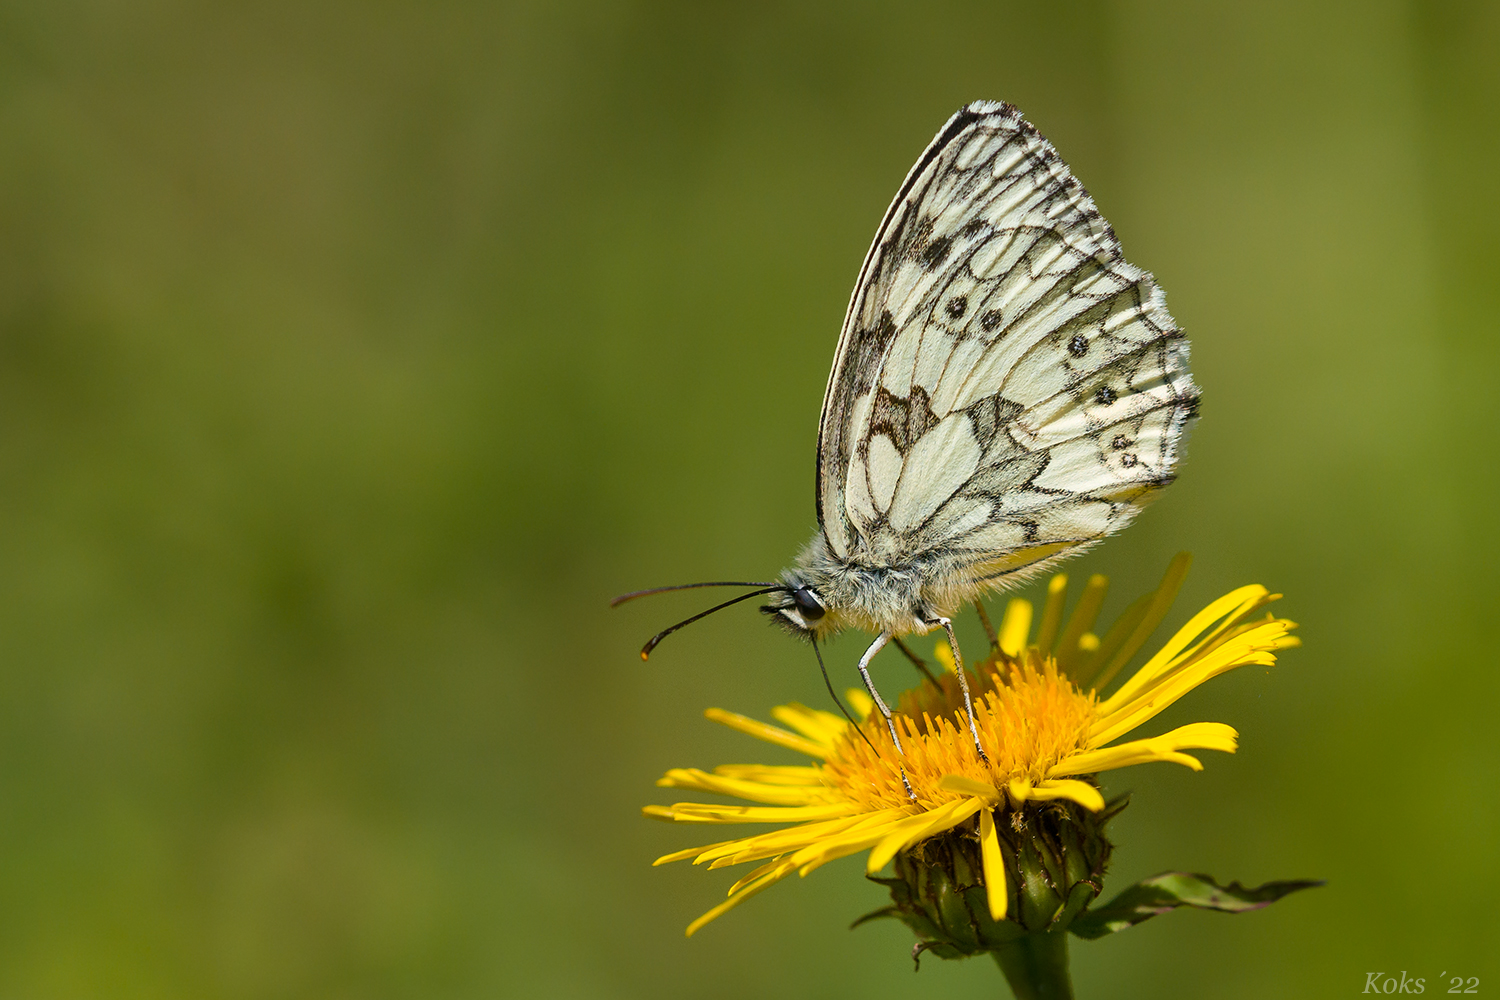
xmin=870 ymin=796 xmax=1122 ymax=961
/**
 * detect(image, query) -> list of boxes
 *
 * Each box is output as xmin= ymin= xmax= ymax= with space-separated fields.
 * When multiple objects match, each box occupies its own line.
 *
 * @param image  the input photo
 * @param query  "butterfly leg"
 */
xmin=972 ymin=600 xmax=998 ymax=649
xmin=931 ymin=617 xmax=990 ymax=763
xmin=854 ymin=632 xmax=918 ymax=800
xmin=855 ymin=633 xmax=903 ymax=754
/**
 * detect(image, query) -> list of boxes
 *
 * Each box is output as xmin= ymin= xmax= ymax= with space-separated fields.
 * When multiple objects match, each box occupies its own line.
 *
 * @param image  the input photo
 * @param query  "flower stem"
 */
xmin=992 ymin=931 xmax=1074 ymax=1000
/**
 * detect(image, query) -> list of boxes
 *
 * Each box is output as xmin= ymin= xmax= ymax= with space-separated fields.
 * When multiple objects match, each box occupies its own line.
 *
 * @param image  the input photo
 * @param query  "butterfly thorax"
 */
xmin=764 ymin=531 xmax=977 ymax=639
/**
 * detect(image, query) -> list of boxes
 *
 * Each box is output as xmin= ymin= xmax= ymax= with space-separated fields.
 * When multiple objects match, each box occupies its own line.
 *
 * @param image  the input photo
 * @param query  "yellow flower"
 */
xmin=644 ymin=555 xmax=1299 ymax=937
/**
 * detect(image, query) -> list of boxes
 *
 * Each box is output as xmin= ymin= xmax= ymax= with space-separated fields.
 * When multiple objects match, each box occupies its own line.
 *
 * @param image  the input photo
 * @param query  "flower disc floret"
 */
xmin=825 ymin=653 xmax=1096 ymax=814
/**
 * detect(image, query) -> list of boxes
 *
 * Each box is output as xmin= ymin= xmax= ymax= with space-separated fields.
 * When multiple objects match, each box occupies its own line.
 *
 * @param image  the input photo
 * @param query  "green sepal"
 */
xmin=1069 ymin=871 xmax=1325 ymax=939
xmin=1052 ymin=879 xmax=1097 ymax=931
xmin=911 ymin=939 xmax=965 ymax=969
xmin=849 ymin=905 xmax=902 ymax=930
xmin=1097 ymin=792 xmax=1130 ymax=825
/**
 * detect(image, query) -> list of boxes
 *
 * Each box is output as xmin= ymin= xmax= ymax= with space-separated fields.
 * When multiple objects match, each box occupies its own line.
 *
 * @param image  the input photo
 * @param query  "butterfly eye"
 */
xmin=791 ymin=587 xmax=826 ymax=620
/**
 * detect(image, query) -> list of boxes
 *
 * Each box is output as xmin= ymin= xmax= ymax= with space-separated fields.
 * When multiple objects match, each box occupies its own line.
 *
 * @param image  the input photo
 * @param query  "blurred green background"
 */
xmin=0 ymin=1 xmax=1496 ymax=997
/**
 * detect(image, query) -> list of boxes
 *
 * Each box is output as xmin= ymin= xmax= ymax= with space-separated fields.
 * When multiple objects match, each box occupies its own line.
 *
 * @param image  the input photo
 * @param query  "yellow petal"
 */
xmin=1073 ymin=591 xmax=1151 ymax=687
xmin=1090 ymin=620 xmax=1290 ymax=744
xmin=715 ymin=810 xmax=911 ymax=869
xmin=999 ymin=598 xmax=1033 ymax=657
xmin=843 ymin=688 xmax=875 ymax=722
xmin=1034 ymin=573 xmax=1069 ymax=653
xmin=725 ymin=857 xmax=791 ymax=895
xmin=684 ymin=859 xmax=798 ymax=936
xmin=1029 ymin=779 xmax=1105 ymax=811
xmin=704 ymin=708 xmax=827 ymax=758
xmin=1097 ymin=585 xmax=1274 ymax=715
xmin=772 ymin=703 xmax=849 ymax=745
xmin=1055 ymin=574 xmax=1109 ymax=675
xmin=656 ymin=768 xmax=835 ymax=805
xmin=656 ymin=802 xmax=857 ymax=824
xmin=978 ymin=808 xmax=1007 ymax=920
xmin=937 ymin=774 xmax=1000 ymax=800
xmin=1052 ymin=722 xmax=1239 ymax=776
xmin=792 ymin=823 xmax=901 ymax=876
xmin=1088 ymin=552 xmax=1192 ymax=691
xmin=692 ymin=814 xmax=890 ymax=867
xmin=652 ymin=837 xmax=741 ymax=866
xmin=866 ymin=798 xmax=982 ymax=873
xmin=711 ymin=764 xmax=826 ymax=786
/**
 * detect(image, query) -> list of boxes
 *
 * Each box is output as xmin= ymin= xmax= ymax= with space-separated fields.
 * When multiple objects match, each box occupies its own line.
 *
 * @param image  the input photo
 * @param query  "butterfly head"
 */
xmin=760 ymin=580 xmax=829 ymax=636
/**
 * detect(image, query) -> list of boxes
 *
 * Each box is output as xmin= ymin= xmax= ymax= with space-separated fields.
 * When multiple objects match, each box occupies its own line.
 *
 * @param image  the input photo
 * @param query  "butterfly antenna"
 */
xmin=636 ymin=587 xmax=783 ymax=660
xmin=811 ymin=637 xmax=879 ymax=756
xmin=610 ymin=581 xmax=778 ymax=608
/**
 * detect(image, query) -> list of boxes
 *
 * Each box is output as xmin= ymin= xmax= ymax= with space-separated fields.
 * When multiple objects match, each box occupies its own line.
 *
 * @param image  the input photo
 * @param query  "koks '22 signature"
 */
xmin=1364 ymin=972 xmax=1479 ymax=994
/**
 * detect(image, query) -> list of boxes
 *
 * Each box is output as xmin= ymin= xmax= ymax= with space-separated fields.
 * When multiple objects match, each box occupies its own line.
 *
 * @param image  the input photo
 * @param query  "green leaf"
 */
xmin=1070 ymin=872 xmax=1324 ymax=939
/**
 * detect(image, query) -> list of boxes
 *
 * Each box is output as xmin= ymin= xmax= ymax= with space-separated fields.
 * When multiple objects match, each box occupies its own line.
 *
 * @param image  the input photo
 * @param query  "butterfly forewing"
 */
xmin=816 ymin=101 xmax=1197 ymax=583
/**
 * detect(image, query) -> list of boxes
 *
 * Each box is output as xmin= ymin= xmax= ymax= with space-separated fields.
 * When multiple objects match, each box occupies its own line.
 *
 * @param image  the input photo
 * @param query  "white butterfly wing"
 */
xmin=816 ymin=101 xmax=1198 ymax=584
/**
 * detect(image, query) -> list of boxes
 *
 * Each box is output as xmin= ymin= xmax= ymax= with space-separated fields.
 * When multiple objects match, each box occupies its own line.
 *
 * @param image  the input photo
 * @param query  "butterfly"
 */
xmin=618 ymin=101 xmax=1199 ymax=759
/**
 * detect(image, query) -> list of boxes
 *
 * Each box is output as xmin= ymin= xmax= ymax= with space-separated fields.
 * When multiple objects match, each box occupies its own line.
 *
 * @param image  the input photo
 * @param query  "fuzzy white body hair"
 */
xmin=765 ymin=530 xmax=1093 ymax=639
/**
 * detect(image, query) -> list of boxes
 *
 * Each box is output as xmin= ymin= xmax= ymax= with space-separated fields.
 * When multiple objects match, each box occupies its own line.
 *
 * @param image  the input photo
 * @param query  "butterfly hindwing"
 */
xmin=816 ymin=101 xmax=1198 ymax=582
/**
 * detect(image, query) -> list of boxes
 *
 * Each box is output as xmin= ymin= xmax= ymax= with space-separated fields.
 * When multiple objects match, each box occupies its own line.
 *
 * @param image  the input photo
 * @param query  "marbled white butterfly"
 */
xmin=618 ymin=101 xmax=1199 ymax=759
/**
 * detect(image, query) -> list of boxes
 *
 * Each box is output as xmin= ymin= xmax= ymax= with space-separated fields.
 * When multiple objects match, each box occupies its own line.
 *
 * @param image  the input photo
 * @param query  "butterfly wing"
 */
xmin=816 ymin=101 xmax=1198 ymax=585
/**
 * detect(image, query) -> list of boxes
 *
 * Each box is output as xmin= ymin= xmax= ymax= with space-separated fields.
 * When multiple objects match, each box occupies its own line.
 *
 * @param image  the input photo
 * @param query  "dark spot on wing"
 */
xmin=964 ymin=394 xmax=1024 ymax=454
xmin=1094 ymin=386 xmax=1116 ymax=406
xmin=946 ymin=296 xmax=967 ymax=319
xmin=1111 ymin=434 xmax=1130 ymax=450
xmin=960 ymin=219 xmax=988 ymax=239
xmin=868 ymin=385 xmax=939 ymax=453
xmin=980 ymin=309 xmax=1003 ymax=332
xmin=1120 ymin=453 xmax=1138 ymax=468
xmin=893 ymin=216 xmax=935 ymax=264
xmin=1069 ymin=334 xmax=1088 ymax=357
xmin=919 ymin=235 xmax=953 ymax=270
xmin=843 ymin=310 xmax=897 ymax=392
xmin=967 ymin=398 xmax=996 ymax=451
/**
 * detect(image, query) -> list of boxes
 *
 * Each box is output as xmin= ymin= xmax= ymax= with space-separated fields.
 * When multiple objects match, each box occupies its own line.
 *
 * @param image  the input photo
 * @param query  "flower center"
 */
xmin=822 ymin=650 xmax=1096 ymax=812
